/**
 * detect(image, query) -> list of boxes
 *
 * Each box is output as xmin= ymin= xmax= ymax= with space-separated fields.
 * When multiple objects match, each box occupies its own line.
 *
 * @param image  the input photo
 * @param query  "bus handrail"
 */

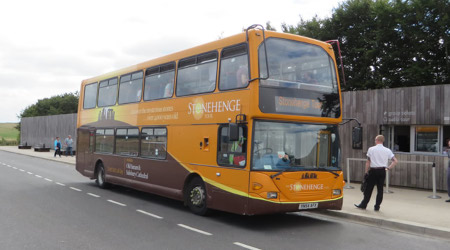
xmin=246 ymin=24 xmax=269 ymax=83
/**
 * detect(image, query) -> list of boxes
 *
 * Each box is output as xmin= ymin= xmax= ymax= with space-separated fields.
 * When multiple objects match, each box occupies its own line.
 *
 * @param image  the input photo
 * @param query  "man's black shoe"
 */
xmin=374 ymin=206 xmax=380 ymax=211
xmin=446 ymin=199 xmax=450 ymax=202
xmin=354 ymin=204 xmax=366 ymax=209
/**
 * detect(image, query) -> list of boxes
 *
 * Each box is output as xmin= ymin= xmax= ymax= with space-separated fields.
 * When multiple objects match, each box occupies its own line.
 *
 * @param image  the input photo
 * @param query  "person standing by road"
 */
xmin=355 ymin=135 xmax=398 ymax=211
xmin=65 ymin=135 xmax=73 ymax=157
xmin=54 ymin=137 xmax=62 ymax=157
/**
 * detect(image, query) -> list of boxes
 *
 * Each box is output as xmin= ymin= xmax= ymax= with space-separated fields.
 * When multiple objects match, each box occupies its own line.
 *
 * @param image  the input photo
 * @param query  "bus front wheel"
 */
xmin=186 ymin=177 xmax=208 ymax=216
xmin=95 ymin=163 xmax=109 ymax=189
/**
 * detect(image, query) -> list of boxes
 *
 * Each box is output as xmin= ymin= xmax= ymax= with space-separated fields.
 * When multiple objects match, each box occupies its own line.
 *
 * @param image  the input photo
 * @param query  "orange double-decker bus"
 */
xmin=76 ymin=25 xmax=344 ymax=215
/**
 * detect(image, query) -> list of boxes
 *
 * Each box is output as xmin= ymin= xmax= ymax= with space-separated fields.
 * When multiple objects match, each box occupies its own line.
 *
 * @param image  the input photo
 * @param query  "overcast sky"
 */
xmin=0 ymin=0 xmax=343 ymax=123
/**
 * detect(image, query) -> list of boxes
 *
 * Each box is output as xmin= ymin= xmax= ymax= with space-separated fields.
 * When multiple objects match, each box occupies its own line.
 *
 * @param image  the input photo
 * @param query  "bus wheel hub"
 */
xmin=190 ymin=187 xmax=205 ymax=206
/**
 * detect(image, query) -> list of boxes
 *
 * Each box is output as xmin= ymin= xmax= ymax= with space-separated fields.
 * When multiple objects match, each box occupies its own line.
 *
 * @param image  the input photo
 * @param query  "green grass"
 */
xmin=0 ymin=123 xmax=19 ymax=144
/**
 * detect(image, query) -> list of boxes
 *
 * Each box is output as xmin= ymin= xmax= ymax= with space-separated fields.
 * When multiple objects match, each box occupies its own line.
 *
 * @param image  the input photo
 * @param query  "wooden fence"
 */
xmin=21 ymin=114 xmax=77 ymax=150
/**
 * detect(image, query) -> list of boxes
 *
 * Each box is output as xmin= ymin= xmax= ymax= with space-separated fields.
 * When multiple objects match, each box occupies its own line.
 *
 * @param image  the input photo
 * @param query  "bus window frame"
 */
xmin=140 ymin=126 xmax=168 ymax=160
xmin=97 ymin=77 xmax=119 ymax=108
xmin=257 ymin=37 xmax=337 ymax=91
xmin=216 ymin=124 xmax=248 ymax=168
xmin=218 ymin=43 xmax=250 ymax=91
xmin=176 ymin=50 xmax=218 ymax=97
xmin=144 ymin=62 xmax=176 ymax=101
xmin=115 ymin=127 xmax=140 ymax=157
xmin=95 ymin=128 xmax=116 ymax=154
xmin=118 ymin=70 xmax=144 ymax=105
xmin=83 ymin=82 xmax=98 ymax=109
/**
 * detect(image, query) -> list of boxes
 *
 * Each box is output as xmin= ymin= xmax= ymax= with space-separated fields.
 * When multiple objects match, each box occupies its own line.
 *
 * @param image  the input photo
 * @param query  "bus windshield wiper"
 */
xmin=317 ymin=167 xmax=340 ymax=177
xmin=270 ymin=168 xmax=289 ymax=179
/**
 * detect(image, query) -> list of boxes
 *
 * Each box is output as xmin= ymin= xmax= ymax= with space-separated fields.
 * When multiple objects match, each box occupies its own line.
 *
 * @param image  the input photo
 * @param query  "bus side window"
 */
xmin=141 ymin=127 xmax=167 ymax=159
xmin=177 ymin=51 xmax=218 ymax=96
xmin=98 ymin=78 xmax=118 ymax=107
xmin=219 ymin=43 xmax=249 ymax=91
xmin=144 ymin=63 xmax=175 ymax=101
xmin=83 ymin=82 xmax=98 ymax=109
xmin=95 ymin=128 xmax=114 ymax=154
xmin=217 ymin=125 xmax=247 ymax=167
xmin=115 ymin=128 xmax=139 ymax=156
xmin=118 ymin=71 xmax=143 ymax=104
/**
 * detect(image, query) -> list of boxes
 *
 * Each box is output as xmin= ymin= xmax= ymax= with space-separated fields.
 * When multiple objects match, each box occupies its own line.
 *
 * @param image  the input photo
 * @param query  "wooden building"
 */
xmin=340 ymin=84 xmax=450 ymax=191
xmin=21 ymin=113 xmax=77 ymax=151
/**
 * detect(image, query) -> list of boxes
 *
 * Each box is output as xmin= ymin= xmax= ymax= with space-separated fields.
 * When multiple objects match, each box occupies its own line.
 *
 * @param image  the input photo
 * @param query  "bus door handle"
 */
xmin=216 ymin=172 xmax=221 ymax=177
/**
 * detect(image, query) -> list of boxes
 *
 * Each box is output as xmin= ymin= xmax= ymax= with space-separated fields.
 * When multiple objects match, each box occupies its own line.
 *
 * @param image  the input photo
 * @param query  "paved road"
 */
xmin=0 ymin=151 xmax=448 ymax=250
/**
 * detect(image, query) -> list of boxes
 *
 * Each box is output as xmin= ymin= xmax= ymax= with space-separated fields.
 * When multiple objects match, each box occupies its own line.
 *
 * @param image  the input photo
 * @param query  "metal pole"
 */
xmin=384 ymin=168 xmax=394 ymax=193
xmin=344 ymin=158 xmax=354 ymax=189
xmin=428 ymin=163 xmax=441 ymax=199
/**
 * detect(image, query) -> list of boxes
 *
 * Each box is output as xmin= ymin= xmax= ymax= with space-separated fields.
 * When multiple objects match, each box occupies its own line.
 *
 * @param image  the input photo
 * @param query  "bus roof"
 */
xmin=80 ymin=29 xmax=332 ymax=86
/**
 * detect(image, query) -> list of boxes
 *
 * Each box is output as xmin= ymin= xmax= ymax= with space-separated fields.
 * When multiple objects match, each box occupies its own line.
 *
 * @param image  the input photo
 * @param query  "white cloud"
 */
xmin=0 ymin=0 xmax=343 ymax=122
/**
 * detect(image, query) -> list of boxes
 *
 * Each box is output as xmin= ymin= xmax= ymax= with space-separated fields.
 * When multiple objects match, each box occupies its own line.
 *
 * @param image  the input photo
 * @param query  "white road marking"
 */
xmin=56 ymin=182 xmax=66 ymax=186
xmin=136 ymin=209 xmax=163 ymax=219
xmin=87 ymin=193 xmax=100 ymax=198
xmin=70 ymin=187 xmax=82 ymax=192
xmin=7 ymin=165 xmax=11 ymax=167
xmin=44 ymin=178 xmax=53 ymax=182
xmin=12 ymin=167 xmax=17 ymax=169
xmin=35 ymin=175 xmax=42 ymax=178
xmin=107 ymin=200 xmax=126 ymax=207
xmin=177 ymin=224 xmax=212 ymax=236
xmin=19 ymin=169 xmax=25 ymax=172
xmin=27 ymin=172 xmax=33 ymax=175
xmin=233 ymin=242 xmax=262 ymax=250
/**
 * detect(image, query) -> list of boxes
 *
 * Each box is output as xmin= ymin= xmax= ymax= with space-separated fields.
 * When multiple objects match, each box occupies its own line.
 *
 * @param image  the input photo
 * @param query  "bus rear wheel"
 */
xmin=186 ymin=177 xmax=208 ymax=215
xmin=95 ymin=163 xmax=109 ymax=189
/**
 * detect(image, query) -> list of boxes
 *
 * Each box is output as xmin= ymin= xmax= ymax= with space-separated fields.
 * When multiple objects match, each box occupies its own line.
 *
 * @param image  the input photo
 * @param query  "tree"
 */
xmin=265 ymin=21 xmax=277 ymax=31
xmin=16 ymin=92 xmax=79 ymax=134
xmin=18 ymin=92 xmax=79 ymax=118
xmin=280 ymin=0 xmax=450 ymax=90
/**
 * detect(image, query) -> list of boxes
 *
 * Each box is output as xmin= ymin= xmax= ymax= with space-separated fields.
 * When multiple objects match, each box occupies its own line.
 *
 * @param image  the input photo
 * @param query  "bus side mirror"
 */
xmin=352 ymin=126 xmax=363 ymax=149
xmin=229 ymin=123 xmax=239 ymax=141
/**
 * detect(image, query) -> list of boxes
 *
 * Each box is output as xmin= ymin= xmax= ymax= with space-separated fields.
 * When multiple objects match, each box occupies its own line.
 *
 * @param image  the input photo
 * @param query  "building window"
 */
xmin=118 ymin=71 xmax=143 ymax=104
xmin=382 ymin=125 xmax=443 ymax=154
xmin=144 ymin=62 xmax=175 ymax=101
xmin=141 ymin=127 xmax=167 ymax=159
xmin=176 ymin=51 xmax=218 ymax=96
xmin=115 ymin=128 xmax=139 ymax=156
xmin=394 ymin=126 xmax=410 ymax=152
xmin=442 ymin=126 xmax=450 ymax=149
xmin=98 ymin=78 xmax=118 ymax=107
xmin=95 ymin=129 xmax=114 ymax=153
xmin=83 ymin=82 xmax=97 ymax=109
xmin=219 ymin=44 xmax=249 ymax=91
xmin=217 ymin=125 xmax=247 ymax=167
xmin=415 ymin=126 xmax=439 ymax=153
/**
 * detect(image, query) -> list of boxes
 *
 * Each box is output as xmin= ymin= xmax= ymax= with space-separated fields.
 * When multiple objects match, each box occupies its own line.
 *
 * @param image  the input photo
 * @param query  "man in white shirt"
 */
xmin=355 ymin=135 xmax=398 ymax=211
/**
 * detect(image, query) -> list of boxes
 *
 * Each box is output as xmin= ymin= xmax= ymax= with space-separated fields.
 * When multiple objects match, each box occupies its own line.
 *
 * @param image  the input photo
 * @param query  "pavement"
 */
xmin=1 ymin=146 xmax=449 ymax=240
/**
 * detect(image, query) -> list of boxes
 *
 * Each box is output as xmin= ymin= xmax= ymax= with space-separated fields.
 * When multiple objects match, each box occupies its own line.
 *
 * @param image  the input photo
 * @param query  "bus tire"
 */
xmin=185 ymin=177 xmax=208 ymax=216
xmin=95 ymin=162 xmax=109 ymax=189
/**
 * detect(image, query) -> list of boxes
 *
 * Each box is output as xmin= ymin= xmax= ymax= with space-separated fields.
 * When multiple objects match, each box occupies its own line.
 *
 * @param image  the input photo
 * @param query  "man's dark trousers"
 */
xmin=360 ymin=168 xmax=386 ymax=208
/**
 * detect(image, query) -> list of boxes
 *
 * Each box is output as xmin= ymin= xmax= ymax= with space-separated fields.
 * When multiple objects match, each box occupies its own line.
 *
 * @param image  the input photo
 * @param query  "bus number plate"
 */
xmin=299 ymin=203 xmax=318 ymax=210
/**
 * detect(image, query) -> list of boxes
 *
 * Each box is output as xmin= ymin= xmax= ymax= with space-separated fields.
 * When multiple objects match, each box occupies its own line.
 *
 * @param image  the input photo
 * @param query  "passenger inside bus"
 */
xmin=229 ymin=136 xmax=246 ymax=166
xmin=163 ymin=81 xmax=173 ymax=97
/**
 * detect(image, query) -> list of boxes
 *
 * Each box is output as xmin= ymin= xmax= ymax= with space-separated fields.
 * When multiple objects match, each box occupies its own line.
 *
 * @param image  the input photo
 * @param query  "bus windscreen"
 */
xmin=259 ymin=38 xmax=340 ymax=118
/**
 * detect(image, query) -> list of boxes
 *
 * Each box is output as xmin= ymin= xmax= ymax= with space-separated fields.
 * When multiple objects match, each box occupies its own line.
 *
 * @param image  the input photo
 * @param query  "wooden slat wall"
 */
xmin=340 ymin=84 xmax=450 ymax=191
xmin=21 ymin=114 xmax=77 ymax=150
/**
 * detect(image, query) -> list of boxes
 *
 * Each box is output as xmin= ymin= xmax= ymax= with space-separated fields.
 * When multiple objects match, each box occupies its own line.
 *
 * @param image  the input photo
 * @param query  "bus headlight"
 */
xmin=267 ymin=192 xmax=278 ymax=199
xmin=332 ymin=189 xmax=341 ymax=196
